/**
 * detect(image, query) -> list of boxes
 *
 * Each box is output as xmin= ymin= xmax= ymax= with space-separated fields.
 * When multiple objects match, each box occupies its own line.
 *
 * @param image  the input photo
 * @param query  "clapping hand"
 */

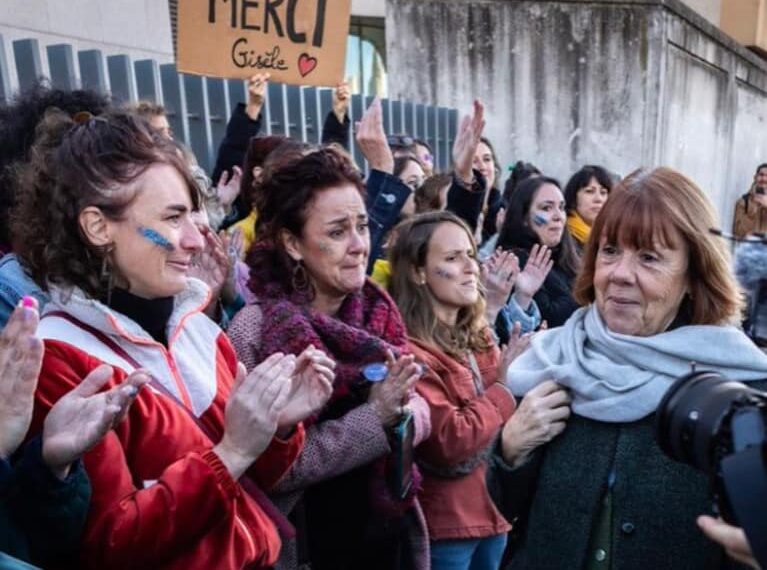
xmin=278 ymin=345 xmax=335 ymax=430
xmin=42 ymin=365 xmax=149 ymax=480
xmin=215 ymin=354 xmax=296 ymax=479
xmin=452 ymin=99 xmax=485 ymax=185
xmin=513 ymin=244 xmax=554 ymax=310
xmin=368 ymin=351 xmax=422 ymax=427
xmin=482 ymin=248 xmax=520 ymax=322
xmin=190 ymin=227 xmax=231 ymax=311
xmin=0 ymin=298 xmax=44 ymax=459
xmin=216 ymin=165 xmax=242 ymax=210
xmin=355 ymin=97 xmax=394 ymax=174
xmin=497 ymin=322 xmax=532 ymax=381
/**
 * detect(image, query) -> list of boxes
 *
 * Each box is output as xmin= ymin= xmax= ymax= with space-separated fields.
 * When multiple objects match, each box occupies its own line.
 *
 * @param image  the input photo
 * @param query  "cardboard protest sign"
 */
xmin=177 ymin=0 xmax=351 ymax=86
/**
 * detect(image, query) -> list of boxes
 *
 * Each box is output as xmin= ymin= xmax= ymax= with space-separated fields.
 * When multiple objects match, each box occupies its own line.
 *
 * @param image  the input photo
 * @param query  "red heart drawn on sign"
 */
xmin=298 ymin=53 xmax=318 ymax=77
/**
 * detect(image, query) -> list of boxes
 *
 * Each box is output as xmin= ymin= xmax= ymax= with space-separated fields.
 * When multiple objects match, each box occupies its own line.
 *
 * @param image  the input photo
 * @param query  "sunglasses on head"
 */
xmin=387 ymin=134 xmax=415 ymax=149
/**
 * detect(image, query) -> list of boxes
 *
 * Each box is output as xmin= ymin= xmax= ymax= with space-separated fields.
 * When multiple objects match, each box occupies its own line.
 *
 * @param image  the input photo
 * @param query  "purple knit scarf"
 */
xmin=252 ymin=277 xmax=409 ymax=415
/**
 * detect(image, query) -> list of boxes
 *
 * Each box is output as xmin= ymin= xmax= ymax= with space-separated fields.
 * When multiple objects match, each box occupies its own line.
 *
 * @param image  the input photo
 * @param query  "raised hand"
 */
xmin=355 ymin=97 xmax=394 ymax=174
xmin=332 ymin=80 xmax=351 ymax=123
xmin=514 ymin=244 xmax=554 ymax=310
xmin=0 ymin=298 xmax=43 ymax=459
xmin=278 ymin=345 xmax=335 ymax=429
xmin=368 ymin=351 xmax=422 ymax=427
xmin=42 ymin=365 xmax=149 ymax=480
xmin=215 ymin=165 xmax=242 ymax=210
xmin=452 ymin=99 xmax=485 ymax=185
xmin=246 ymin=73 xmax=270 ymax=120
xmin=482 ymin=248 xmax=520 ymax=320
xmin=497 ymin=321 xmax=532 ymax=381
xmin=500 ymin=380 xmax=570 ymax=466
xmin=215 ymin=354 xmax=295 ymax=479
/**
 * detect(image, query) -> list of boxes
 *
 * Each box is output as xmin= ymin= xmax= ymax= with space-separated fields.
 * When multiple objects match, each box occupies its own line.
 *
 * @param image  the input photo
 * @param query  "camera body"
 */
xmin=656 ymin=370 xmax=767 ymax=521
xmin=656 ymin=370 xmax=767 ymax=567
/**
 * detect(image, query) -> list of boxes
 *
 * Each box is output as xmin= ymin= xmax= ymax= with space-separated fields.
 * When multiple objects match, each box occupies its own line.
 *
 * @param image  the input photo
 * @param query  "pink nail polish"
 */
xmin=22 ymin=296 xmax=36 ymax=309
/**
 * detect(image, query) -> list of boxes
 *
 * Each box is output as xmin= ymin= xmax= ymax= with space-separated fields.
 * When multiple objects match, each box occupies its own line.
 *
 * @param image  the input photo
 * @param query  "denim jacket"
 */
xmin=365 ymin=170 xmax=412 ymax=273
xmin=0 ymin=255 xmax=47 ymax=328
xmin=495 ymin=295 xmax=542 ymax=344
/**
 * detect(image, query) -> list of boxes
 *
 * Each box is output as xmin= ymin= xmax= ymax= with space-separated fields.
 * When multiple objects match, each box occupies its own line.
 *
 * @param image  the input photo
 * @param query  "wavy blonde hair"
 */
xmin=389 ymin=211 xmax=491 ymax=358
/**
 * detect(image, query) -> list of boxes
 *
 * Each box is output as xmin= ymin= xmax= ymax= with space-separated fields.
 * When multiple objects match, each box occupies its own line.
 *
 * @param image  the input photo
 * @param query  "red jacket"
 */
xmin=30 ymin=281 xmax=304 ymax=569
xmin=410 ymin=336 xmax=515 ymax=541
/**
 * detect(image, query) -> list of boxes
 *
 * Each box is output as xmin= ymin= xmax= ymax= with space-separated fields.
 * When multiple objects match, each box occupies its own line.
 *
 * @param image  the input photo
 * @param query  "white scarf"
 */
xmin=506 ymin=306 xmax=767 ymax=422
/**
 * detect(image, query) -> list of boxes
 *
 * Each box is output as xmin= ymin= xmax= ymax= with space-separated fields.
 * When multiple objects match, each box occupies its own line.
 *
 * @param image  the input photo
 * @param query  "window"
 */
xmin=345 ymin=17 xmax=387 ymax=97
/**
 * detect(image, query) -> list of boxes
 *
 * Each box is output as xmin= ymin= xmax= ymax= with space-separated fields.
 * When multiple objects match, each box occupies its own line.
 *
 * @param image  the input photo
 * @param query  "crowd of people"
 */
xmin=0 ymin=75 xmax=764 ymax=570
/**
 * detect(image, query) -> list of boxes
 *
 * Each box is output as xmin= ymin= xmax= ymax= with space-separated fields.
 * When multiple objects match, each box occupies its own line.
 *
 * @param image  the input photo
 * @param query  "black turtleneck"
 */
xmin=108 ymin=288 xmax=174 ymax=346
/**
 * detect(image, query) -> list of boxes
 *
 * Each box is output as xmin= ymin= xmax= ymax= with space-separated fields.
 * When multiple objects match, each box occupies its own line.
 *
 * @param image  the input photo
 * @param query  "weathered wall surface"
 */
xmin=386 ymin=0 xmax=767 ymax=227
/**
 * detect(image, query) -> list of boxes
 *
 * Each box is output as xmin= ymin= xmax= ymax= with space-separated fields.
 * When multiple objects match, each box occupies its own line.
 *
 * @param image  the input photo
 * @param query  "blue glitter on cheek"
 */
xmin=435 ymin=267 xmax=455 ymax=280
xmin=533 ymin=213 xmax=548 ymax=227
xmin=138 ymin=226 xmax=174 ymax=251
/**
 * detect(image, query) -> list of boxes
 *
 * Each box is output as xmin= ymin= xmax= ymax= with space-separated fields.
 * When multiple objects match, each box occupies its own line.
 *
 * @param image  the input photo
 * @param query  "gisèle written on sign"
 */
xmin=176 ymin=0 xmax=351 ymax=87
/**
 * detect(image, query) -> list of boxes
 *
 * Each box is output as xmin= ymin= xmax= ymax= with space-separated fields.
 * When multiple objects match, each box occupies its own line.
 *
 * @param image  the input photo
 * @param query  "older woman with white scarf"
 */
xmin=498 ymin=167 xmax=767 ymax=570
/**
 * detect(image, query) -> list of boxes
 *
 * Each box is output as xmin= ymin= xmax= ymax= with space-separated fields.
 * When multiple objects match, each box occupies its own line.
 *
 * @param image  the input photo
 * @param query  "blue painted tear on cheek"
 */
xmin=533 ymin=214 xmax=548 ymax=227
xmin=138 ymin=226 xmax=174 ymax=251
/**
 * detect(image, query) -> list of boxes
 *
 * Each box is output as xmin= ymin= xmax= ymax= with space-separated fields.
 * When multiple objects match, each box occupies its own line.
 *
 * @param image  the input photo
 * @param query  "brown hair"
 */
xmin=389 ymin=211 xmax=492 ymax=358
xmin=132 ymin=101 xmax=166 ymax=118
xmin=415 ymin=173 xmax=451 ymax=213
xmin=240 ymin=135 xmax=290 ymax=208
xmin=247 ymin=146 xmax=366 ymax=297
xmin=12 ymin=109 xmax=200 ymax=298
xmin=574 ymin=167 xmax=743 ymax=325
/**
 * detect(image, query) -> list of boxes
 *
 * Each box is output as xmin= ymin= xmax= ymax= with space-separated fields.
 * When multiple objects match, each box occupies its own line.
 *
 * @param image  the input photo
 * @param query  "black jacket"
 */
xmin=504 ymin=412 xmax=750 ymax=570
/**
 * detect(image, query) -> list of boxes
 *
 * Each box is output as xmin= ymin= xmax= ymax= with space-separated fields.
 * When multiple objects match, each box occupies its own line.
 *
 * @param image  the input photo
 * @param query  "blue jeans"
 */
xmin=431 ymin=533 xmax=508 ymax=570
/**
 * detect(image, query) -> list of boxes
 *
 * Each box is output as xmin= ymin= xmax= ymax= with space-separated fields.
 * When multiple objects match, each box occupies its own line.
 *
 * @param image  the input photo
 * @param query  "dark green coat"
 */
xmin=505 ymin=413 xmax=747 ymax=570
xmin=0 ymin=437 xmax=90 ymax=568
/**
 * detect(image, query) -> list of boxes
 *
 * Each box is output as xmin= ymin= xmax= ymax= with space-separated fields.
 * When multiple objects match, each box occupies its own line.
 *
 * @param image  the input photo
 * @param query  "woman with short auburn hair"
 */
xmin=574 ymin=167 xmax=742 ymax=325
xmin=500 ymin=167 xmax=767 ymax=570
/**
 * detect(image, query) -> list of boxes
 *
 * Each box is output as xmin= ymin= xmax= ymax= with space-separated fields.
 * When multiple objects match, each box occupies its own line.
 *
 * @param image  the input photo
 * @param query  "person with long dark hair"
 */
xmin=497 ymin=176 xmax=581 ymax=328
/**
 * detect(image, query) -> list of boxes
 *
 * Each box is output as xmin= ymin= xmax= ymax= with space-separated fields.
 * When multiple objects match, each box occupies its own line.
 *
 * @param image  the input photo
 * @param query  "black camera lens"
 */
xmin=655 ymin=371 xmax=761 ymax=475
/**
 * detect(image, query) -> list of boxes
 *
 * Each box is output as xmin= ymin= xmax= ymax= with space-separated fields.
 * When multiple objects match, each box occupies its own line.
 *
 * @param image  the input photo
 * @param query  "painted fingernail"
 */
xmin=22 ymin=296 xmax=37 ymax=309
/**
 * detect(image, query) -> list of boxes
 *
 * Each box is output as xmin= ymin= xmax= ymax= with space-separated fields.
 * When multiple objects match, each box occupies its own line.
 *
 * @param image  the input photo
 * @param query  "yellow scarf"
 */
xmin=567 ymin=211 xmax=591 ymax=246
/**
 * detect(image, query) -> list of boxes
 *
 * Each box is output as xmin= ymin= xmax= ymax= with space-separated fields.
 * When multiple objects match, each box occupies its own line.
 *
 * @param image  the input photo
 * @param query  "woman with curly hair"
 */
xmin=12 ymin=109 xmax=332 ymax=569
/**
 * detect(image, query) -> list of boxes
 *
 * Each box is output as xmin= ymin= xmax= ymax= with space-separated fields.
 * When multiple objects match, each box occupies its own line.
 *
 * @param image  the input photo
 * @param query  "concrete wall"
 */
xmin=386 ymin=0 xmax=767 ymax=227
xmin=352 ymin=0 xmax=386 ymax=17
xmin=0 ymin=0 xmax=173 ymax=94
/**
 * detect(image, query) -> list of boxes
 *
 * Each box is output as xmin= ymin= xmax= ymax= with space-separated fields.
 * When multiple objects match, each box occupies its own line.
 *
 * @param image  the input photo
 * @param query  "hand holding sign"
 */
xmin=333 ymin=80 xmax=351 ymax=123
xmin=177 ymin=0 xmax=351 ymax=87
xmin=246 ymin=73 xmax=270 ymax=120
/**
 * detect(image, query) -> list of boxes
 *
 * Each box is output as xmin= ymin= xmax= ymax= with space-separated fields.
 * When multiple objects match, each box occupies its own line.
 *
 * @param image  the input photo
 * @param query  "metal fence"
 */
xmin=0 ymin=35 xmax=458 ymax=175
